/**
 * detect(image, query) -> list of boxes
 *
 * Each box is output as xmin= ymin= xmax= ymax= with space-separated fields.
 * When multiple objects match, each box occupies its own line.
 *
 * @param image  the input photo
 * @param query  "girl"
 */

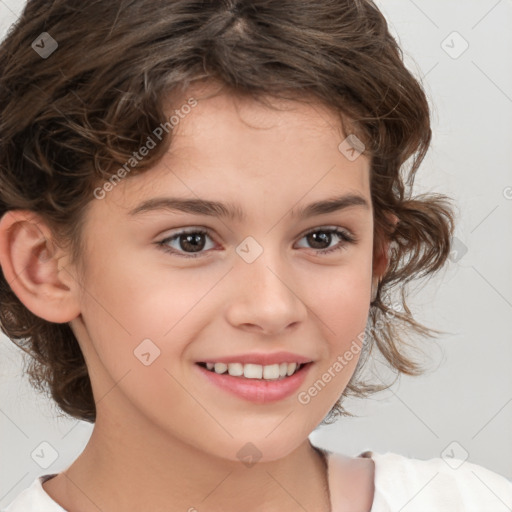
xmin=0 ymin=1 xmax=510 ymax=511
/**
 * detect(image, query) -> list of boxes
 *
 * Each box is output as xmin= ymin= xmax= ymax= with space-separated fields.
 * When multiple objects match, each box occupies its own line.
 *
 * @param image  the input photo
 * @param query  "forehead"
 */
xmin=170 ymin=82 xmax=355 ymax=154
xmin=103 ymin=83 xmax=371 ymax=217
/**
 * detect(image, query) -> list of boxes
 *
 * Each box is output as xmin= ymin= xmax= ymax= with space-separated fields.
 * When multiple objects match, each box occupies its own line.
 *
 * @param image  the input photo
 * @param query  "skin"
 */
xmin=0 ymin=81 xmax=394 ymax=512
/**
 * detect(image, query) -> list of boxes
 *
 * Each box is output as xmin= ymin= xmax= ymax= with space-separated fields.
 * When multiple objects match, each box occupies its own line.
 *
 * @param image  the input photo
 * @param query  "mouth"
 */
xmin=194 ymin=360 xmax=313 ymax=403
xmin=196 ymin=361 xmax=310 ymax=381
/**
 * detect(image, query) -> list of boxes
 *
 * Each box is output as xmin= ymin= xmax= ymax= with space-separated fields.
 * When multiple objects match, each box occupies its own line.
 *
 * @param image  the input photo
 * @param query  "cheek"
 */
xmin=77 ymin=251 xmax=224 ymax=372
xmin=321 ymin=275 xmax=371 ymax=348
xmin=299 ymin=256 xmax=371 ymax=398
xmin=302 ymin=256 xmax=372 ymax=344
xmin=75 ymin=256 xmax=216 ymax=422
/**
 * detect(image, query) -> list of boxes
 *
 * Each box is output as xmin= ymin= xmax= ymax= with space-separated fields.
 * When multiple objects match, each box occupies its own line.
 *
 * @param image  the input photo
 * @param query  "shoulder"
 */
xmin=1 ymin=474 xmax=65 ymax=512
xmin=359 ymin=450 xmax=512 ymax=511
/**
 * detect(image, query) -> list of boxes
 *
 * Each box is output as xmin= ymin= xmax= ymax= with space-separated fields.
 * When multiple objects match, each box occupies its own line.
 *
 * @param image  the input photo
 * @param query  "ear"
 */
xmin=0 ymin=210 xmax=81 ymax=323
xmin=372 ymin=212 xmax=399 ymax=287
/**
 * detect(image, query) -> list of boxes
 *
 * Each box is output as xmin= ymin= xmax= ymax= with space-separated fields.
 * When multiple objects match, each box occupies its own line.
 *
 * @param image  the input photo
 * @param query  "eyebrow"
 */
xmin=128 ymin=193 xmax=370 ymax=221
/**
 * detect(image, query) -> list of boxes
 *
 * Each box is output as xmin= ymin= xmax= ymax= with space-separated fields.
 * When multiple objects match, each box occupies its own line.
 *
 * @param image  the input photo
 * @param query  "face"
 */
xmin=69 ymin=83 xmax=377 ymax=463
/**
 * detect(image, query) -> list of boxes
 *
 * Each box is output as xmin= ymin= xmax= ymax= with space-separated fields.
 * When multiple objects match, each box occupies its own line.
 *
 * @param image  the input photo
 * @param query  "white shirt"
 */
xmin=2 ymin=449 xmax=512 ymax=511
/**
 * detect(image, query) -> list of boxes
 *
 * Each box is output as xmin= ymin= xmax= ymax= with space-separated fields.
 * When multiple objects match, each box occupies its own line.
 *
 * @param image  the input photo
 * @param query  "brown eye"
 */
xmin=295 ymin=227 xmax=356 ymax=255
xmin=157 ymin=229 xmax=215 ymax=258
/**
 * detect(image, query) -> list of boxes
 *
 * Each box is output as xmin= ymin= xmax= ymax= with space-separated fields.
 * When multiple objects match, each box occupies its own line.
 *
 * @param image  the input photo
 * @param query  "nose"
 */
xmin=225 ymin=245 xmax=308 ymax=335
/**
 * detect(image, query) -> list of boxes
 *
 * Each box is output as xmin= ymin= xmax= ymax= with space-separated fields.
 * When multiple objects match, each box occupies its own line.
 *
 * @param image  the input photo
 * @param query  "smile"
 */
xmin=194 ymin=362 xmax=313 ymax=403
xmin=198 ymin=361 xmax=305 ymax=380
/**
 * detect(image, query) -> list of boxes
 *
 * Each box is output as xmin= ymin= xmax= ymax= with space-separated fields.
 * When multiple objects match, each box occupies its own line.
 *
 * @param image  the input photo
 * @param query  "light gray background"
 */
xmin=1 ymin=0 xmax=511 ymax=508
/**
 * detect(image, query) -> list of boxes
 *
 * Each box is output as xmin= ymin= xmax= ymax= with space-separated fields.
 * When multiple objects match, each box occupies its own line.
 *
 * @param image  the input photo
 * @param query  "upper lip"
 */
xmin=197 ymin=351 xmax=314 ymax=366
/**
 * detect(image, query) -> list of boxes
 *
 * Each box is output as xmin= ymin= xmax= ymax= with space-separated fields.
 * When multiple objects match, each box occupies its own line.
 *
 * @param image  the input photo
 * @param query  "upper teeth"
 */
xmin=205 ymin=362 xmax=301 ymax=379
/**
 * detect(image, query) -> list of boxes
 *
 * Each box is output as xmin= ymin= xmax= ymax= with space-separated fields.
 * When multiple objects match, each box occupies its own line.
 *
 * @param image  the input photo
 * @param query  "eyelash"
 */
xmin=156 ymin=227 xmax=357 ymax=259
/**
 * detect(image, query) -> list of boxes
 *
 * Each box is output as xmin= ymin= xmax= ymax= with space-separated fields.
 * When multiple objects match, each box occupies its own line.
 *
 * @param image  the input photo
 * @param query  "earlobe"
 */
xmin=0 ymin=210 xmax=81 ymax=323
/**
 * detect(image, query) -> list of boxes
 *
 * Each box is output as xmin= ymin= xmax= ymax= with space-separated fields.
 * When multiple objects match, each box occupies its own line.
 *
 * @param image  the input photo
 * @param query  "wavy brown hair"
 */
xmin=0 ymin=0 xmax=455 ymax=423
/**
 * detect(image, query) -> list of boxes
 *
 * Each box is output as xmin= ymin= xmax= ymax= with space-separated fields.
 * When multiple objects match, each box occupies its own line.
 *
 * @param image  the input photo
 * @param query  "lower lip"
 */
xmin=194 ymin=362 xmax=312 ymax=404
